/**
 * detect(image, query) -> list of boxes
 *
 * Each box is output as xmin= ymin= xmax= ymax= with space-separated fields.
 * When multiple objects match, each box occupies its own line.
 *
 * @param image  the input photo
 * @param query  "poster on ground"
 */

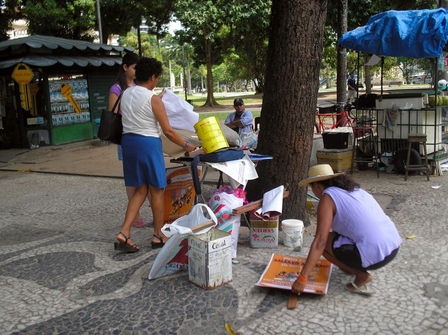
xmin=256 ymin=254 xmax=333 ymax=295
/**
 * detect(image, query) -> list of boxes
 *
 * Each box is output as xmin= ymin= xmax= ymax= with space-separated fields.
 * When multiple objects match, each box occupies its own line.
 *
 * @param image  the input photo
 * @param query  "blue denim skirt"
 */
xmin=121 ymin=133 xmax=166 ymax=189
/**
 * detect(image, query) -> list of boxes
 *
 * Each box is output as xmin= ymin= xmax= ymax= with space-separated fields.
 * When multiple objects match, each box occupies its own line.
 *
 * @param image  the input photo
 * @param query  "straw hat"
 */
xmin=298 ymin=164 xmax=344 ymax=187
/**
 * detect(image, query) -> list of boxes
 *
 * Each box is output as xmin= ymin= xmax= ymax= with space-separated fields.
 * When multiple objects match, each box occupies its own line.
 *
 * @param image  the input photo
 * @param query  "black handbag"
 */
xmin=97 ymin=94 xmax=123 ymax=144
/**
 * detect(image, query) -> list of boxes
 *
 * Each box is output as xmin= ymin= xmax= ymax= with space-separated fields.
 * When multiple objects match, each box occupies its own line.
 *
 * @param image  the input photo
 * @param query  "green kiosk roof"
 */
xmin=0 ymin=35 xmax=134 ymax=69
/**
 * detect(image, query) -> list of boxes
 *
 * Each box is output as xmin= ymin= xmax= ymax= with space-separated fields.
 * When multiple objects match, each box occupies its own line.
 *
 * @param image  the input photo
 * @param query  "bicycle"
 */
xmin=315 ymin=104 xmax=354 ymax=133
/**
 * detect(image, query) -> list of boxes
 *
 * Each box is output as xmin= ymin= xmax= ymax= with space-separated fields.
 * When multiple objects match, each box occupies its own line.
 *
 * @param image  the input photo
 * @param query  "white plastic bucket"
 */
xmin=281 ymin=219 xmax=304 ymax=250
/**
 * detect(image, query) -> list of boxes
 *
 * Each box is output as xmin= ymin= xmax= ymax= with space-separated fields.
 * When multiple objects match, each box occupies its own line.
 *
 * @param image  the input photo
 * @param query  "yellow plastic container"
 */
xmin=194 ymin=117 xmax=229 ymax=153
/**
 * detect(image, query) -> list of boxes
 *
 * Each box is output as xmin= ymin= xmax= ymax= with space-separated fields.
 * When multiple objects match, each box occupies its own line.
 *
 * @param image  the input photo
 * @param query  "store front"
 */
xmin=0 ymin=35 xmax=133 ymax=148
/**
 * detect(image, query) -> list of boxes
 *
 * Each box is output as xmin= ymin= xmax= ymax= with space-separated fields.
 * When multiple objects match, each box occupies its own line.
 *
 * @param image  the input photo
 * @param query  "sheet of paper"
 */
xmin=206 ymin=155 xmax=258 ymax=187
xmin=162 ymin=89 xmax=199 ymax=133
xmin=255 ymin=185 xmax=284 ymax=220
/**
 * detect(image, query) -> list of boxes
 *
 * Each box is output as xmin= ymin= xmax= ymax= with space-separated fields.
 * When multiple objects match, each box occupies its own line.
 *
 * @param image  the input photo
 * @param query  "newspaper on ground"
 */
xmin=256 ymin=253 xmax=332 ymax=295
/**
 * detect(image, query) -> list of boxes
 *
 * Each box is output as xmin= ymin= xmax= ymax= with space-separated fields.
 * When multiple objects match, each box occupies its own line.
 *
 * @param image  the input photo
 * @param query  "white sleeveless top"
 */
xmin=120 ymin=85 xmax=161 ymax=137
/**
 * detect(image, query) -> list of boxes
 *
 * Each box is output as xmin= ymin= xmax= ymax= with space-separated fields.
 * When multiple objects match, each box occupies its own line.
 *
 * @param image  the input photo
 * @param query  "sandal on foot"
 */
xmin=114 ymin=232 xmax=139 ymax=253
xmin=345 ymin=282 xmax=374 ymax=296
xmin=151 ymin=234 xmax=165 ymax=249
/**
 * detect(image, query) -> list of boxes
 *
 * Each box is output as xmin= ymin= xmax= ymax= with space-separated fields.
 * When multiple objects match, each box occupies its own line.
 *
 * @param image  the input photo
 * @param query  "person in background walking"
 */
xmin=225 ymin=98 xmax=254 ymax=135
xmin=347 ymin=73 xmax=358 ymax=104
xmin=108 ymin=52 xmax=148 ymax=228
xmin=292 ymin=164 xmax=402 ymax=296
xmin=114 ymin=57 xmax=197 ymax=253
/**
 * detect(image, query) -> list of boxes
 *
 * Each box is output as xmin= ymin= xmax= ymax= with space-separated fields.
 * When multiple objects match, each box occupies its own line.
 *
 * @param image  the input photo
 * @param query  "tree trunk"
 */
xmin=364 ymin=55 xmax=372 ymax=94
xmin=187 ymin=67 xmax=192 ymax=95
xmin=204 ymin=39 xmax=218 ymax=106
xmin=101 ymin=30 xmax=109 ymax=45
xmin=247 ymin=0 xmax=327 ymax=222
xmin=336 ymin=0 xmax=347 ymax=106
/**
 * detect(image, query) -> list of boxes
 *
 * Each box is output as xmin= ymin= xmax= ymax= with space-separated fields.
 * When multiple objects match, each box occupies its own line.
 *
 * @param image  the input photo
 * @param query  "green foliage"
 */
xmin=227 ymin=0 xmax=271 ymax=92
xmin=19 ymin=0 xmax=96 ymax=40
xmin=86 ymin=0 xmax=173 ymax=44
xmin=98 ymin=0 xmax=142 ymax=43
xmin=119 ymin=31 xmax=160 ymax=58
xmin=141 ymin=0 xmax=175 ymax=39
xmin=174 ymin=0 xmax=227 ymax=41
xmin=174 ymin=0 xmax=271 ymax=94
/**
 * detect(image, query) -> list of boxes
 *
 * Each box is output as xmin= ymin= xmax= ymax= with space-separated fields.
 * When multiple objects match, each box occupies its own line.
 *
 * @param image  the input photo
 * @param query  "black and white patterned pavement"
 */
xmin=1 ymin=171 xmax=448 ymax=334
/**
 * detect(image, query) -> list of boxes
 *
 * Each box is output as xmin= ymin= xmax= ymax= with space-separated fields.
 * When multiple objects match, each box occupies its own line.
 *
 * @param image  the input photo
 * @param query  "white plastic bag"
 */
xmin=148 ymin=203 xmax=217 ymax=280
xmin=240 ymin=131 xmax=258 ymax=150
xmin=208 ymin=188 xmax=245 ymax=258
xmin=161 ymin=89 xmax=199 ymax=133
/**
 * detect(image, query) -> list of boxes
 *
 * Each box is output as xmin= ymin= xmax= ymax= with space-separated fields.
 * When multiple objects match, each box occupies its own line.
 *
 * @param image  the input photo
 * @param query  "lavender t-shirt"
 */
xmin=109 ymin=83 xmax=122 ymax=97
xmin=324 ymin=187 xmax=402 ymax=268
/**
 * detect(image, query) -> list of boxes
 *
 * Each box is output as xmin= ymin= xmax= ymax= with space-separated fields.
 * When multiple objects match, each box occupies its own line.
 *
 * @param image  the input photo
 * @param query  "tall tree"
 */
xmin=228 ymin=0 xmax=271 ymax=93
xmin=249 ymin=0 xmax=327 ymax=220
xmin=174 ymin=0 xmax=229 ymax=106
xmin=142 ymin=0 xmax=176 ymax=46
xmin=19 ymin=0 xmax=96 ymax=41
xmin=97 ymin=0 xmax=142 ymax=44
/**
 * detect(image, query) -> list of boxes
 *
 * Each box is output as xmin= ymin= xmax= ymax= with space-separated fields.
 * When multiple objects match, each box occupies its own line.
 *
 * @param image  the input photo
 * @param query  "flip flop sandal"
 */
xmin=114 ymin=232 xmax=139 ymax=253
xmin=346 ymin=282 xmax=374 ymax=296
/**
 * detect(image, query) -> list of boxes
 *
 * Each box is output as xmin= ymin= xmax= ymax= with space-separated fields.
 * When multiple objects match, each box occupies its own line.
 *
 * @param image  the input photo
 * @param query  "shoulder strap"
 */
xmin=111 ymin=93 xmax=123 ymax=114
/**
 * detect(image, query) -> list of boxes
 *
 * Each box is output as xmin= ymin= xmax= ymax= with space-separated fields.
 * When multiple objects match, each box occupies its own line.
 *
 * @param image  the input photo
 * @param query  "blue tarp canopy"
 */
xmin=339 ymin=8 xmax=448 ymax=58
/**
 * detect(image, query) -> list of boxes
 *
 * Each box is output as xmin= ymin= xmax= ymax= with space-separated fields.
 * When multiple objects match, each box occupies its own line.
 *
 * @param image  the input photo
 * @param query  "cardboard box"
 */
xmin=188 ymin=228 xmax=232 ymax=289
xmin=317 ymin=148 xmax=353 ymax=172
xmin=249 ymin=212 xmax=279 ymax=248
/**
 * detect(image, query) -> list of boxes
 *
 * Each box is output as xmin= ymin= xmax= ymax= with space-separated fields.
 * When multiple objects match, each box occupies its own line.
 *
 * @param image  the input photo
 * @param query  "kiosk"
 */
xmin=0 ymin=35 xmax=133 ymax=148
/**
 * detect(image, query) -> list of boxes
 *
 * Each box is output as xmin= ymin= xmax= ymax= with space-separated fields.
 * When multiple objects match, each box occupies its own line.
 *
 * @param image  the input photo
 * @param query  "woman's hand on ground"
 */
xmin=291 ymin=279 xmax=306 ymax=294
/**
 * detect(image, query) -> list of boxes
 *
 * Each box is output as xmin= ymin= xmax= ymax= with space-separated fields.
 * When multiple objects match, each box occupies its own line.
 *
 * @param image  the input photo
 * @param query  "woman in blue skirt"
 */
xmin=115 ymin=57 xmax=197 ymax=252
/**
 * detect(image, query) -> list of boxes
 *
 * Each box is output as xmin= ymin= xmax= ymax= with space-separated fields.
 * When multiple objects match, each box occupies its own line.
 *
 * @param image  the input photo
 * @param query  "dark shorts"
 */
xmin=332 ymin=235 xmax=399 ymax=271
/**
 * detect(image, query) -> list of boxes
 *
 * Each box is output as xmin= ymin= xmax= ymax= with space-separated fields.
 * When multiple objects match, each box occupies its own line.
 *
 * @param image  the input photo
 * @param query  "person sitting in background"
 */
xmin=114 ymin=57 xmax=197 ymax=253
xmin=292 ymin=164 xmax=402 ymax=296
xmin=108 ymin=52 xmax=148 ymax=228
xmin=225 ymin=98 xmax=254 ymax=135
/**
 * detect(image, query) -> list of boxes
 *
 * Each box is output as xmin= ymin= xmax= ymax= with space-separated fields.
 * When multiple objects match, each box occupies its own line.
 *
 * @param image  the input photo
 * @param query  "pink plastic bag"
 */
xmin=208 ymin=186 xmax=246 ymax=258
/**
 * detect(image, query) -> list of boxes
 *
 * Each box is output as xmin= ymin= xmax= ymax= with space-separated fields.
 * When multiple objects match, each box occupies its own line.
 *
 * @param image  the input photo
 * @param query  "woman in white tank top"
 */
xmin=114 ymin=58 xmax=197 ymax=253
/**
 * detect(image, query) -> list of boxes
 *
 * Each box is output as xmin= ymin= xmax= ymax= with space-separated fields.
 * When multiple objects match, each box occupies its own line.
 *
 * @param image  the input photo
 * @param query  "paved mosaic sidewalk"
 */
xmin=0 ymin=171 xmax=447 ymax=334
